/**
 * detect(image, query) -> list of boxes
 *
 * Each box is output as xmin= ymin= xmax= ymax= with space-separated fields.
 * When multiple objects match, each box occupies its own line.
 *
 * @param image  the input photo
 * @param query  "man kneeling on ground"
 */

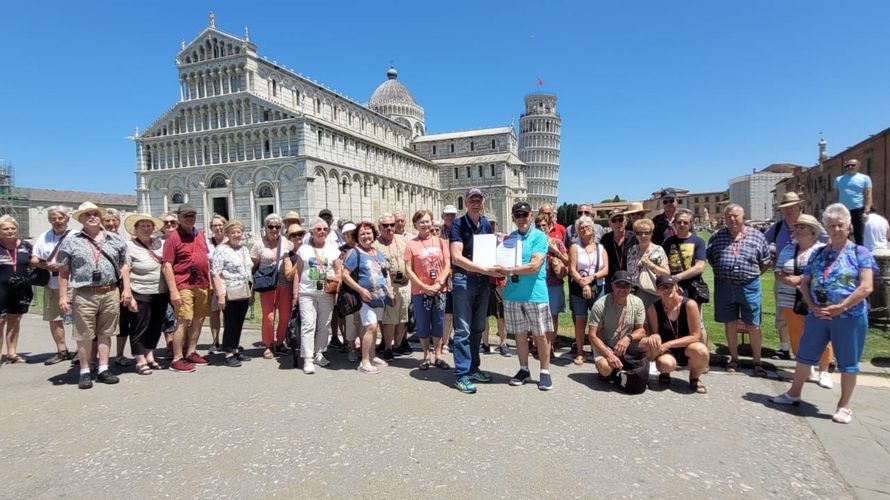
xmin=640 ymin=275 xmax=709 ymax=394
xmin=587 ymin=271 xmax=649 ymax=393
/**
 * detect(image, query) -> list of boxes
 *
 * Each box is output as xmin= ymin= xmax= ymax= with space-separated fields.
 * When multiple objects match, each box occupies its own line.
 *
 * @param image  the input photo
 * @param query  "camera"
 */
xmin=7 ymin=275 xmax=29 ymax=288
xmin=316 ymin=280 xmax=323 ymax=291
xmin=815 ymin=289 xmax=829 ymax=305
xmin=511 ymin=275 xmax=519 ymax=284
xmin=428 ymin=269 xmax=438 ymax=281
xmin=91 ymin=270 xmax=102 ymax=284
xmin=189 ymin=265 xmax=198 ymax=279
xmin=395 ymin=271 xmax=404 ymax=281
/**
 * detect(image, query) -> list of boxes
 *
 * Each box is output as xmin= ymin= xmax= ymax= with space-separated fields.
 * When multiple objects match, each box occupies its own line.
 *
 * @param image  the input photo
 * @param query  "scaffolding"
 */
xmin=0 ymin=160 xmax=31 ymax=238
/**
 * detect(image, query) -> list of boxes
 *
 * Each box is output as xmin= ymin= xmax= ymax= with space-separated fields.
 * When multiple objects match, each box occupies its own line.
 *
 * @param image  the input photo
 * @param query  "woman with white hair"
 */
xmin=771 ymin=203 xmax=878 ymax=424
xmin=0 ymin=215 xmax=37 ymax=364
xmin=206 ymin=214 xmax=228 ymax=355
xmin=568 ymin=215 xmax=608 ymax=365
xmin=251 ymin=213 xmax=293 ymax=359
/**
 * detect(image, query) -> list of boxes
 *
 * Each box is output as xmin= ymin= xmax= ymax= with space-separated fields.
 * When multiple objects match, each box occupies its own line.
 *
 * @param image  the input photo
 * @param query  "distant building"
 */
xmin=642 ymin=187 xmax=689 ymax=215
xmin=728 ymin=164 xmax=798 ymax=221
xmin=778 ymin=128 xmax=889 ymax=217
xmin=519 ymin=93 xmax=561 ymax=209
xmin=685 ymin=190 xmax=729 ymax=227
xmin=24 ymin=188 xmax=137 ymax=238
xmin=0 ymin=160 xmax=30 ymax=238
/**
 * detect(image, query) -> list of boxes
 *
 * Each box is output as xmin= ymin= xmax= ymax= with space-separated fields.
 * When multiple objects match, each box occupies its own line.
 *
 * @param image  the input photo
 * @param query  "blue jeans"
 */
xmin=411 ymin=294 xmax=444 ymax=340
xmin=451 ymin=273 xmax=491 ymax=379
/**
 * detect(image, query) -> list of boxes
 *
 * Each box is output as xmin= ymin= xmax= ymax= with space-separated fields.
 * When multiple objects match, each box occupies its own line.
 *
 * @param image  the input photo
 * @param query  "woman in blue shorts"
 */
xmin=568 ymin=216 xmax=608 ymax=365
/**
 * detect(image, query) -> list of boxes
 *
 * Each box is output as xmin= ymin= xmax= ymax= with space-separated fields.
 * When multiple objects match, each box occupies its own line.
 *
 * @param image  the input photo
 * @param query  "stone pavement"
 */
xmin=0 ymin=313 xmax=888 ymax=499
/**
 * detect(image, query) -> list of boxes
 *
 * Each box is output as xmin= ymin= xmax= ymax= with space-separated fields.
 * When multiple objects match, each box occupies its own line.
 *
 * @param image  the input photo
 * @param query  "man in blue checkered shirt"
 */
xmin=706 ymin=203 xmax=771 ymax=376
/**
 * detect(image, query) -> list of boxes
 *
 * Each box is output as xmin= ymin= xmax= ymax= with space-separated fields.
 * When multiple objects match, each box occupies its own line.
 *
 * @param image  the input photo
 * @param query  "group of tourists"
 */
xmin=0 ymin=158 xmax=882 ymax=424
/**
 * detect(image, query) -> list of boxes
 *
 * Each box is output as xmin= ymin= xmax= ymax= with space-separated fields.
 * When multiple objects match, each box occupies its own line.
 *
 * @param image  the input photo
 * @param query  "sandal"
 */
xmin=434 ymin=358 xmax=451 ymax=370
xmin=832 ymin=407 xmax=853 ymax=424
xmin=147 ymin=361 xmax=162 ymax=370
xmin=690 ymin=378 xmax=707 ymax=394
xmin=658 ymin=373 xmax=672 ymax=384
xmin=752 ymin=363 xmax=768 ymax=378
xmin=135 ymin=364 xmax=153 ymax=375
xmin=725 ymin=360 xmax=740 ymax=373
xmin=263 ymin=348 xmax=274 ymax=359
xmin=7 ymin=354 xmax=26 ymax=364
xmin=419 ymin=359 xmax=431 ymax=371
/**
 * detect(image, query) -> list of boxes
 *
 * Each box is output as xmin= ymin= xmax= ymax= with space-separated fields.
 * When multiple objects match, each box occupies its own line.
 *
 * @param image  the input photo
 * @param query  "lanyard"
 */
xmin=134 ymin=238 xmax=161 ymax=264
xmin=821 ymin=243 xmax=848 ymax=282
xmin=661 ymin=300 xmax=680 ymax=339
xmin=582 ymin=242 xmax=599 ymax=274
xmin=311 ymin=245 xmax=328 ymax=273
xmin=2 ymin=241 xmax=19 ymax=273
xmin=612 ymin=236 xmax=625 ymax=270
xmin=729 ymin=230 xmax=747 ymax=257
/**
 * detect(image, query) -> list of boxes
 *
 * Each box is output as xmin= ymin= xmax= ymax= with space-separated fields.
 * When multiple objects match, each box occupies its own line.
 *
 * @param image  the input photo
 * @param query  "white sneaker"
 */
xmin=357 ymin=363 xmax=379 ymax=374
xmin=347 ymin=350 xmax=358 ymax=363
xmin=807 ymin=366 xmax=819 ymax=382
xmin=303 ymin=360 xmax=316 ymax=374
xmin=818 ymin=371 xmax=834 ymax=389
xmin=769 ymin=392 xmax=801 ymax=405
xmin=314 ymin=353 xmax=330 ymax=367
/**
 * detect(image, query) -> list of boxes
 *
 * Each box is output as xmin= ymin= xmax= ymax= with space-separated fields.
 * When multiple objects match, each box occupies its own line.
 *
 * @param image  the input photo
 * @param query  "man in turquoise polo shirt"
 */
xmin=834 ymin=158 xmax=873 ymax=245
xmin=494 ymin=201 xmax=553 ymax=391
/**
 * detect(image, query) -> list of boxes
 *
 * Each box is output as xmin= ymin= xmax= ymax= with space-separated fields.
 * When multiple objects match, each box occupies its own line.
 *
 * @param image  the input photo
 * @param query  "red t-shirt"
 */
xmin=163 ymin=227 xmax=211 ymax=290
xmin=549 ymin=223 xmax=566 ymax=242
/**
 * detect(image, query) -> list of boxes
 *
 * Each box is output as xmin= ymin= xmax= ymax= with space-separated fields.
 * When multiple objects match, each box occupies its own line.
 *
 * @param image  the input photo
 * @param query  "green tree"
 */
xmin=557 ymin=202 xmax=578 ymax=227
xmin=601 ymin=195 xmax=625 ymax=203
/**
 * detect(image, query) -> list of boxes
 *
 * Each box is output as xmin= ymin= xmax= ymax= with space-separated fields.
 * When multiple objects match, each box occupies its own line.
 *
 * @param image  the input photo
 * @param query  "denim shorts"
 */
xmin=798 ymin=313 xmax=868 ymax=373
xmin=569 ymin=293 xmax=598 ymax=318
xmin=713 ymin=279 xmax=762 ymax=326
xmin=547 ymin=285 xmax=566 ymax=315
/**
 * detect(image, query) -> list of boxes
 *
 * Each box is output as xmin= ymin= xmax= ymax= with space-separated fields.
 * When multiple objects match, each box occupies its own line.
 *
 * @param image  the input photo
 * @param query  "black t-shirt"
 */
xmin=652 ymin=213 xmax=676 ymax=246
xmin=0 ymin=240 xmax=32 ymax=283
xmin=600 ymin=231 xmax=635 ymax=292
xmin=662 ymin=234 xmax=707 ymax=291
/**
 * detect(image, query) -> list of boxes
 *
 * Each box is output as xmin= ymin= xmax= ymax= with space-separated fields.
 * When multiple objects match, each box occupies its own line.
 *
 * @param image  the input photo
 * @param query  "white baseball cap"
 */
xmin=443 ymin=205 xmax=458 ymax=214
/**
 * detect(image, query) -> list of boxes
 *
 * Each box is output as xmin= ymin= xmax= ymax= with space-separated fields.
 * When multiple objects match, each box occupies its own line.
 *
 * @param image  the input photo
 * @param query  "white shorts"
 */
xmin=359 ymin=303 xmax=384 ymax=327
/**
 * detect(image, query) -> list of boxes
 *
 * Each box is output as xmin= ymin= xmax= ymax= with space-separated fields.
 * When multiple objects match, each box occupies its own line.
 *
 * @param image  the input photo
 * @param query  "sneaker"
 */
xmin=498 ymin=344 xmax=511 ymax=357
xmin=78 ymin=372 xmax=93 ymax=389
xmin=357 ymin=363 xmax=379 ymax=374
xmin=45 ymin=350 xmax=71 ymax=366
xmin=185 ymin=352 xmax=208 ymax=365
xmin=235 ymin=352 xmax=251 ymax=362
xmin=509 ymin=369 xmax=531 ymax=386
xmin=314 ymin=352 xmax=331 ymax=367
xmin=371 ymin=357 xmax=389 ymax=367
xmin=470 ymin=370 xmax=492 ymax=383
xmin=329 ymin=336 xmax=344 ymax=348
xmin=170 ymin=359 xmax=196 ymax=373
xmin=225 ymin=356 xmax=242 ymax=367
xmin=769 ymin=392 xmax=801 ymax=405
xmin=807 ymin=366 xmax=820 ymax=382
xmin=832 ymin=407 xmax=853 ymax=424
xmin=771 ymin=349 xmax=791 ymax=360
xmin=303 ymin=360 xmax=316 ymax=374
xmin=454 ymin=376 xmax=477 ymax=394
xmin=96 ymin=371 xmax=120 ymax=384
xmin=347 ymin=351 xmax=359 ymax=363
xmin=397 ymin=339 xmax=413 ymax=355
xmin=480 ymin=344 xmax=491 ymax=354
xmin=208 ymin=343 xmax=221 ymax=355
xmin=538 ymin=372 xmax=553 ymax=391
xmin=383 ymin=349 xmax=394 ymax=361
xmin=818 ymin=371 xmax=834 ymax=389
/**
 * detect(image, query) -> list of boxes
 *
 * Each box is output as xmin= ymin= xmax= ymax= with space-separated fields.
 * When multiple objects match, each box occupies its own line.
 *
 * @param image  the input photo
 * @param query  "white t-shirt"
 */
xmin=32 ymin=228 xmax=71 ymax=290
xmin=296 ymin=243 xmax=340 ymax=294
xmin=864 ymin=213 xmax=890 ymax=252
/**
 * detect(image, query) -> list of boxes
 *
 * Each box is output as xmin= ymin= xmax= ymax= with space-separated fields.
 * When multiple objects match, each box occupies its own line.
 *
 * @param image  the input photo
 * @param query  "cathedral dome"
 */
xmin=369 ymin=66 xmax=419 ymax=109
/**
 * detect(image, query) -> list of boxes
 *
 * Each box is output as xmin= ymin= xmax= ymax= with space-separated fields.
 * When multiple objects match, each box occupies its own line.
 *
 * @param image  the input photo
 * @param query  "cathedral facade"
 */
xmin=134 ymin=18 xmax=559 ymax=231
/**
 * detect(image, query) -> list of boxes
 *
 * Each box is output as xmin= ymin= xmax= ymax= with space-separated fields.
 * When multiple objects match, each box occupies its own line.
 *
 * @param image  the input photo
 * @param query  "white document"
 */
xmin=472 ymin=234 xmax=497 ymax=268
xmin=496 ymin=236 xmax=522 ymax=268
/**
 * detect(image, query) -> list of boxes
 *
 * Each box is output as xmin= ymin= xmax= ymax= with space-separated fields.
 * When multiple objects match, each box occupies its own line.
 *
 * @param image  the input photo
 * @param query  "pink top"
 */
xmin=404 ymin=235 xmax=451 ymax=295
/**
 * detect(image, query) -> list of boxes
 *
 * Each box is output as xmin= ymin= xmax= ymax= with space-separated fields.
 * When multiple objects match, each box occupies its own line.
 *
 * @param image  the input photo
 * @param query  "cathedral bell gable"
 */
xmin=176 ymin=25 xmax=255 ymax=67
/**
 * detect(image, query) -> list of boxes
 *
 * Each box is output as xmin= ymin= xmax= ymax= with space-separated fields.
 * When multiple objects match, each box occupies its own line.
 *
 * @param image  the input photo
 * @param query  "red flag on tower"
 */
xmin=536 ymin=77 xmax=544 ymax=87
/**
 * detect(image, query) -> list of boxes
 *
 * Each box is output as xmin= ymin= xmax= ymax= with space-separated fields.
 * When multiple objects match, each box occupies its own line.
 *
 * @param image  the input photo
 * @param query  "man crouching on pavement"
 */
xmin=587 ymin=270 xmax=650 ymax=393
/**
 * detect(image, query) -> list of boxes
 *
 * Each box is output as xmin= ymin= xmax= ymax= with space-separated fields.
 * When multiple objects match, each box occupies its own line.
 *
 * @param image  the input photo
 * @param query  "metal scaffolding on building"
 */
xmin=0 ymin=160 xmax=31 ymax=238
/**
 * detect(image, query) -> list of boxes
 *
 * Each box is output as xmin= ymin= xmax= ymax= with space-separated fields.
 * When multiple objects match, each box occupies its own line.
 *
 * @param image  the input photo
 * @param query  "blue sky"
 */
xmin=2 ymin=0 xmax=889 ymax=203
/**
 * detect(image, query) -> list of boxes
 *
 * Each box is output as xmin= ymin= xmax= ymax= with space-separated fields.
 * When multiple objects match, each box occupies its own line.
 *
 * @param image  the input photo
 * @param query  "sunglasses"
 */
xmin=380 ymin=223 xmax=395 ymax=228
xmin=163 ymin=221 xmax=178 ymax=226
xmin=610 ymin=217 xmax=624 ymax=223
xmin=513 ymin=211 xmax=530 ymax=218
xmin=314 ymin=227 xmax=329 ymax=232
xmin=662 ymin=199 xmax=676 ymax=204
xmin=676 ymin=220 xmax=691 ymax=226
xmin=577 ymin=211 xmax=591 ymax=216
xmin=289 ymin=233 xmax=305 ymax=238
xmin=635 ymin=231 xmax=652 ymax=236
xmin=266 ymin=225 xmax=281 ymax=229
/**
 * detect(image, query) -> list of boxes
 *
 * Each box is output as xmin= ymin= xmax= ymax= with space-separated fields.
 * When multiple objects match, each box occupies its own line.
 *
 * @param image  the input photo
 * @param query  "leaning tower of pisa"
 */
xmin=518 ymin=93 xmax=561 ymax=209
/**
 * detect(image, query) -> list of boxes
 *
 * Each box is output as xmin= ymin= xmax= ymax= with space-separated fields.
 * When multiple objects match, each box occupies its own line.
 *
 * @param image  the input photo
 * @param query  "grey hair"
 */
xmin=46 ymin=206 xmax=69 ymax=220
xmin=574 ymin=215 xmax=594 ymax=233
xmin=724 ymin=203 xmax=744 ymax=217
xmin=675 ymin=208 xmax=693 ymax=220
xmin=263 ymin=213 xmax=282 ymax=226
xmin=0 ymin=214 xmax=19 ymax=229
xmin=378 ymin=212 xmax=394 ymax=222
xmin=822 ymin=203 xmax=851 ymax=228
xmin=103 ymin=207 xmax=121 ymax=221
xmin=309 ymin=217 xmax=329 ymax=229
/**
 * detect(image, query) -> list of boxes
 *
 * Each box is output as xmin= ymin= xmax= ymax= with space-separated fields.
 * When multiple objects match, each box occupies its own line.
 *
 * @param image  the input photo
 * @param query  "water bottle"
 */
xmin=63 ymin=303 xmax=73 ymax=325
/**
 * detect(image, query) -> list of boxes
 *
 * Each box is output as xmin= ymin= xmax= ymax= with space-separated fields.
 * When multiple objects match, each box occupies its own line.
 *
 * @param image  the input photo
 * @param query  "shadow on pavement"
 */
xmin=742 ymin=392 xmax=833 ymax=420
xmin=566 ymin=372 xmax=632 ymax=394
xmin=872 ymin=356 xmax=890 ymax=367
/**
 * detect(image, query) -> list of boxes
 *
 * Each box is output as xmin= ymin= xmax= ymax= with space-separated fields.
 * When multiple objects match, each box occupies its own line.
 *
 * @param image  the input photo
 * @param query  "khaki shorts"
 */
xmin=382 ymin=285 xmax=410 ymax=325
xmin=177 ymin=288 xmax=211 ymax=321
xmin=43 ymin=286 xmax=64 ymax=322
xmin=72 ymin=288 xmax=120 ymax=342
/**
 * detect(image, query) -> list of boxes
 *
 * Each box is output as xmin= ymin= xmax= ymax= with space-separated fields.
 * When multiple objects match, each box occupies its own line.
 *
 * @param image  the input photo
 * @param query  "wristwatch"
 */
xmin=623 ymin=332 xmax=633 ymax=341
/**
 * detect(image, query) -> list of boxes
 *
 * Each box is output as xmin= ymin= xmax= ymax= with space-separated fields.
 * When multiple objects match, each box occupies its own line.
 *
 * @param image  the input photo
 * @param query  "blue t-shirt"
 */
xmin=503 ymin=227 xmax=549 ymax=303
xmin=343 ymin=247 xmax=391 ymax=307
xmin=449 ymin=213 xmax=492 ymax=273
xmin=804 ymin=241 xmax=878 ymax=319
xmin=835 ymin=173 xmax=872 ymax=209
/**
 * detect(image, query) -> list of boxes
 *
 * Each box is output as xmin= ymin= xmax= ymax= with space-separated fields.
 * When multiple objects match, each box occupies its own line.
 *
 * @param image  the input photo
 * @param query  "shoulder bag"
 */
xmin=793 ymin=245 xmax=825 ymax=316
xmin=672 ymin=240 xmax=710 ymax=304
xmin=30 ymin=231 xmax=70 ymax=286
xmin=226 ymin=247 xmax=253 ymax=301
xmin=336 ymin=249 xmax=363 ymax=316
xmin=253 ymin=238 xmax=282 ymax=293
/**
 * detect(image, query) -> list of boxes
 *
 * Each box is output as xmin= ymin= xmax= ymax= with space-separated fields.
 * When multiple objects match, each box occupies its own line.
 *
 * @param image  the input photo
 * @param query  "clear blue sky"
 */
xmin=2 ymin=0 xmax=889 ymax=203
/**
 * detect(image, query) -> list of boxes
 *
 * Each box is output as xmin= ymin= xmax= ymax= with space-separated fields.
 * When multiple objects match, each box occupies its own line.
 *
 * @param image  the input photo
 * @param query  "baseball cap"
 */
xmin=442 ymin=205 xmax=458 ymax=215
xmin=511 ymin=201 xmax=532 ymax=215
xmin=660 ymin=188 xmax=678 ymax=199
xmin=176 ymin=203 xmax=197 ymax=215
xmin=341 ymin=222 xmax=357 ymax=234
xmin=319 ymin=208 xmax=333 ymax=217
xmin=656 ymin=275 xmax=679 ymax=288
xmin=465 ymin=187 xmax=485 ymax=199
xmin=612 ymin=271 xmax=633 ymax=285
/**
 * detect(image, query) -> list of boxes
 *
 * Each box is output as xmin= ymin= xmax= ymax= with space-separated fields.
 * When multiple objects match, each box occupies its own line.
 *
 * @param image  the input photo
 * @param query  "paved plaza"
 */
xmin=1 ymin=314 xmax=888 ymax=499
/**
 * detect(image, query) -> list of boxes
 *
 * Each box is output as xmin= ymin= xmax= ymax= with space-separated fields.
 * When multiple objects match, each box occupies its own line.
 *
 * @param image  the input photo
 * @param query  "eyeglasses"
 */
xmin=181 ymin=213 xmax=196 ymax=218
xmin=85 ymin=212 xmax=102 ymax=219
xmin=380 ymin=223 xmax=395 ymax=228
xmin=163 ymin=221 xmax=177 ymax=226
xmin=314 ymin=227 xmax=329 ymax=232
xmin=431 ymin=228 xmax=441 ymax=233
xmin=513 ymin=211 xmax=530 ymax=218
xmin=577 ymin=211 xmax=591 ymax=216
xmin=578 ymin=225 xmax=593 ymax=231
xmin=288 ymin=233 xmax=303 ymax=239
xmin=844 ymin=163 xmax=856 ymax=168
xmin=662 ymin=198 xmax=676 ymax=204
xmin=609 ymin=217 xmax=624 ymax=223
xmin=635 ymin=231 xmax=652 ymax=236
xmin=266 ymin=225 xmax=281 ymax=229
xmin=676 ymin=220 xmax=691 ymax=226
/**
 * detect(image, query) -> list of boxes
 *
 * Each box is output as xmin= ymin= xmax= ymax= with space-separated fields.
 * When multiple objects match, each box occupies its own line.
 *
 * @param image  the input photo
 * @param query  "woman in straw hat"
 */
xmin=123 ymin=213 xmax=168 ymax=374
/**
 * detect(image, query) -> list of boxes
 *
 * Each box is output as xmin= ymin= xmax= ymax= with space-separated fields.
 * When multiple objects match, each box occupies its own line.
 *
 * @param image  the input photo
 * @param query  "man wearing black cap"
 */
xmin=586 ymin=270 xmax=649 ymax=393
xmin=449 ymin=187 xmax=498 ymax=394
xmin=652 ymin=188 xmax=679 ymax=246
xmin=161 ymin=203 xmax=212 ymax=373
